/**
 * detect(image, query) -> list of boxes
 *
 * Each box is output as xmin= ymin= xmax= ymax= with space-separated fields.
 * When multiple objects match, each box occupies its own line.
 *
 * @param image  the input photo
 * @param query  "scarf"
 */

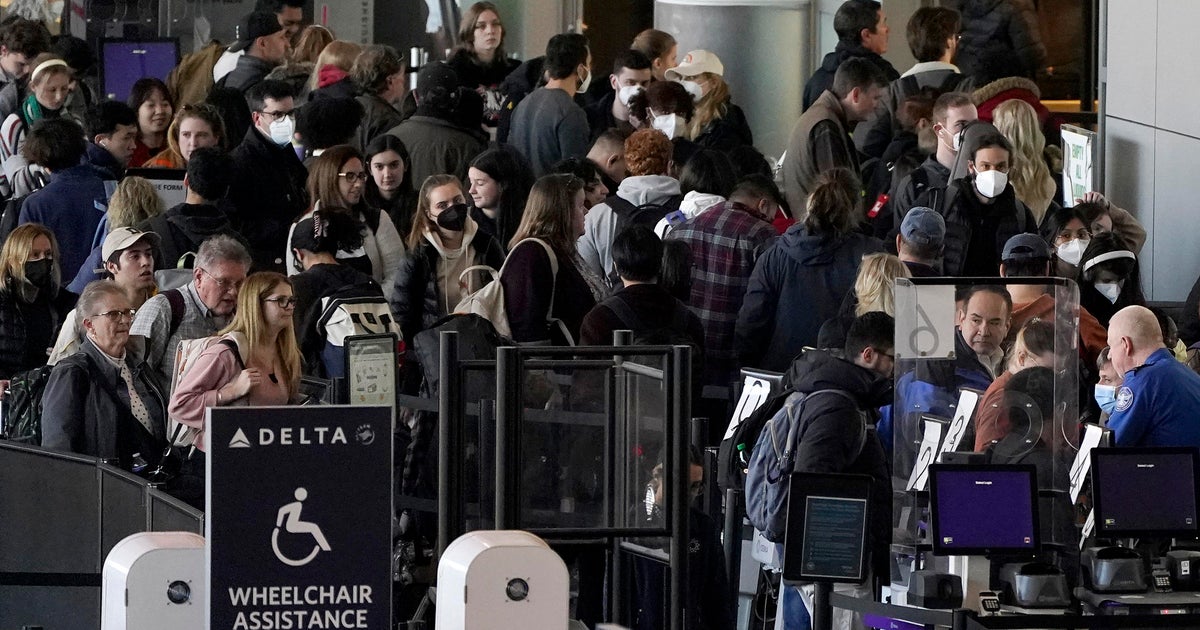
xmin=20 ymin=93 xmax=59 ymax=126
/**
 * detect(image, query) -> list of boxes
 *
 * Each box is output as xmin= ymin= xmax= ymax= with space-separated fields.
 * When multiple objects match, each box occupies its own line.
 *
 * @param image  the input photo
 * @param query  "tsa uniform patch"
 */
xmin=1115 ymin=386 xmax=1134 ymax=412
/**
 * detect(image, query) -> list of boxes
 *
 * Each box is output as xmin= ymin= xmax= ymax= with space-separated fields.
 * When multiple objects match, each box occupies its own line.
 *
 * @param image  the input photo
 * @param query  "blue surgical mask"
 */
xmin=1094 ymin=384 xmax=1117 ymax=414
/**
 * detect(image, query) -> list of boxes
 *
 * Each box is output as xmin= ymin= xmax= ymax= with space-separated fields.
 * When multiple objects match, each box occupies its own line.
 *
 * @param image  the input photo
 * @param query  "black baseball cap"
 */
xmin=229 ymin=12 xmax=283 ymax=53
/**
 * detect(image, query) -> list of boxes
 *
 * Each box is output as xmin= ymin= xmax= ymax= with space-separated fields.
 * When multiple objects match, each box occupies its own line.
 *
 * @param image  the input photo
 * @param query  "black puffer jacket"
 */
xmin=802 ymin=41 xmax=899 ymax=111
xmin=786 ymin=349 xmax=893 ymax=577
xmin=693 ymin=102 xmax=754 ymax=153
xmin=929 ymin=176 xmax=1035 ymax=277
xmin=0 ymin=283 xmax=58 ymax=379
xmin=949 ymin=0 xmax=1046 ymax=85
xmin=390 ymin=229 xmax=505 ymax=342
xmin=227 ymin=126 xmax=309 ymax=272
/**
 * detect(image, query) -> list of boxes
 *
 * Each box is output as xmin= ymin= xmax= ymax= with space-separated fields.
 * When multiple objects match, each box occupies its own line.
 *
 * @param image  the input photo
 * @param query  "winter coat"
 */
xmin=802 ymin=41 xmax=899 ymax=111
xmin=18 ymin=163 xmax=109 ymax=280
xmin=692 ymin=102 xmax=754 ymax=153
xmin=447 ymin=50 xmax=521 ymax=130
xmin=735 ymin=224 xmax=883 ymax=372
xmin=930 ymin=176 xmax=1036 ymax=277
xmin=41 ymin=336 xmax=167 ymax=468
xmin=495 ymin=56 xmax=545 ymax=145
xmin=390 ymin=221 xmax=505 ymax=341
xmin=139 ymin=201 xmax=248 ymax=269
xmin=785 ymin=349 xmax=894 ymax=577
xmin=949 ymin=0 xmax=1046 ymax=85
xmin=168 ymin=40 xmax=225 ymax=110
xmin=356 ymin=93 xmax=404 ymax=150
xmin=227 ymin=126 xmax=309 ymax=272
xmin=220 ymin=54 xmax=276 ymax=93
xmin=577 ymin=174 xmax=682 ymax=281
xmin=500 ymin=239 xmax=597 ymax=344
xmin=386 ymin=113 xmax=486 ymax=189
xmin=783 ymin=90 xmax=858 ymax=214
xmin=0 ymin=282 xmax=58 ymax=378
xmin=856 ymin=62 xmax=973 ymax=160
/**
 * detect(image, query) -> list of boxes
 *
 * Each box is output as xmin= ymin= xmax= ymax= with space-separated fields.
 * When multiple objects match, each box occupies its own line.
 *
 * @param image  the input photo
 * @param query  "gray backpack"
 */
xmin=745 ymin=389 xmax=865 ymax=542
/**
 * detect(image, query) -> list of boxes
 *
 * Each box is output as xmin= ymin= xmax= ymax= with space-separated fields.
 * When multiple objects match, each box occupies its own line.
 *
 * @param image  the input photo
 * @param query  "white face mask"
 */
xmin=973 ymin=169 xmax=1008 ymax=198
xmin=651 ymin=112 xmax=687 ymax=139
xmin=678 ymin=80 xmax=704 ymax=103
xmin=268 ymin=114 xmax=294 ymax=146
xmin=578 ymin=65 xmax=593 ymax=93
xmin=618 ymin=85 xmax=643 ymax=107
xmin=1094 ymin=282 xmax=1122 ymax=304
xmin=1056 ymin=238 xmax=1089 ymax=267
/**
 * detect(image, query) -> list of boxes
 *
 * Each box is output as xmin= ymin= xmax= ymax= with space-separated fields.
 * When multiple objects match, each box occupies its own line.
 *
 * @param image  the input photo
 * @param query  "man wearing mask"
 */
xmin=218 ymin=11 xmax=291 ymax=94
xmin=934 ymin=131 xmax=1035 ymax=276
xmin=890 ymin=91 xmax=977 ymax=226
xmin=228 ymin=80 xmax=308 ymax=272
xmin=783 ymin=57 xmax=887 ymax=214
xmin=585 ymin=49 xmax=652 ymax=142
xmin=509 ymin=33 xmax=592 ymax=176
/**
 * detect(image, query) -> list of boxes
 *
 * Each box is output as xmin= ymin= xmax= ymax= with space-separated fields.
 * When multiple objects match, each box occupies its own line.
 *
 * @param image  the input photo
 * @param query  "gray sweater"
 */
xmin=508 ymin=87 xmax=589 ymax=176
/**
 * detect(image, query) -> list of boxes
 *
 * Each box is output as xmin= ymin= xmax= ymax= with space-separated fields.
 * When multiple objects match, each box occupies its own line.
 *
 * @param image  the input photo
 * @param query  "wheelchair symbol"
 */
xmin=271 ymin=487 xmax=331 ymax=567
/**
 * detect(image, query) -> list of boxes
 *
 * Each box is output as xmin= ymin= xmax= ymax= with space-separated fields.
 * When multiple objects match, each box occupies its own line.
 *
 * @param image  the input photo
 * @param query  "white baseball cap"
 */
xmin=665 ymin=50 xmax=724 ymax=81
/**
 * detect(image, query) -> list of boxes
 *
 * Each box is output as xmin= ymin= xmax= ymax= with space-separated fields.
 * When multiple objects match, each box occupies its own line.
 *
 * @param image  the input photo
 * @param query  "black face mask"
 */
xmin=24 ymin=259 xmax=52 ymax=288
xmin=434 ymin=203 xmax=469 ymax=232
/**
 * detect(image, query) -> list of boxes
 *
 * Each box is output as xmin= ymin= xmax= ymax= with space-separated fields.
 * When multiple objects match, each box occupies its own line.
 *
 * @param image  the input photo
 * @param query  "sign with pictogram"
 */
xmin=207 ymin=406 xmax=392 ymax=629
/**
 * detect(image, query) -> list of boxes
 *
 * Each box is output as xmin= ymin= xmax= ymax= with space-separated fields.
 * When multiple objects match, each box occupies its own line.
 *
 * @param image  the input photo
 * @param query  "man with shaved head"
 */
xmin=1106 ymin=305 xmax=1200 ymax=447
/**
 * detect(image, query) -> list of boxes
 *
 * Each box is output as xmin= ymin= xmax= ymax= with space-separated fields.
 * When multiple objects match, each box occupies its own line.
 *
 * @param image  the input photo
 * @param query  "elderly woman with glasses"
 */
xmin=42 ymin=280 xmax=168 ymax=473
xmin=169 ymin=271 xmax=302 ymax=452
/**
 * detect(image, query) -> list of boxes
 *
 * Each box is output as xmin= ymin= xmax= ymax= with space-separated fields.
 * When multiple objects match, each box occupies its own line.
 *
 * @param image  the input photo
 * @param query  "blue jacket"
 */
xmin=735 ymin=224 xmax=882 ymax=372
xmin=19 ymin=164 xmax=108 ymax=283
xmin=1108 ymin=347 xmax=1200 ymax=448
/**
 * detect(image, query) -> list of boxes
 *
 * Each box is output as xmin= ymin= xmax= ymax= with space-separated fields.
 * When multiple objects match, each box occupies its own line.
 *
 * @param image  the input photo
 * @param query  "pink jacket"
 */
xmin=168 ymin=332 xmax=290 ymax=451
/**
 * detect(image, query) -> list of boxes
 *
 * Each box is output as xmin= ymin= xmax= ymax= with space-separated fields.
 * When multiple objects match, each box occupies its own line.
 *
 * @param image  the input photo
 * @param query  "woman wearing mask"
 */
xmin=993 ymin=99 xmax=1057 ymax=226
xmin=285 ymin=145 xmax=406 ymax=301
xmin=127 ymin=78 xmax=174 ymax=167
xmin=41 ymin=280 xmax=167 ymax=472
xmin=392 ymin=174 xmax=504 ymax=341
xmin=1041 ymin=205 xmax=1090 ymax=279
xmin=0 ymin=53 xmax=73 ymax=197
xmin=448 ymin=2 xmax=521 ymax=135
xmin=0 ymin=224 xmax=62 ymax=381
xmin=352 ymin=45 xmax=407 ymax=150
xmin=364 ymin=135 xmax=418 ymax=239
xmin=973 ymin=317 xmax=1056 ymax=450
xmin=500 ymin=174 xmax=598 ymax=345
xmin=145 ymin=103 xmax=226 ymax=168
xmin=1077 ymin=232 xmax=1144 ymax=328
xmin=627 ymin=80 xmax=694 ymax=139
xmin=467 ymin=145 xmax=536 ymax=246
xmin=169 ymin=271 xmax=302 ymax=452
xmin=665 ymin=50 xmax=752 ymax=151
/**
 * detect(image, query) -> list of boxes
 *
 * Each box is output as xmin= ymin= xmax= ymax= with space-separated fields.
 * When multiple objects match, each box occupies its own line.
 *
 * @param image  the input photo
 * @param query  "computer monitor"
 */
xmin=1090 ymin=447 xmax=1200 ymax=539
xmin=929 ymin=464 xmax=1040 ymax=556
xmin=101 ymin=38 xmax=180 ymax=102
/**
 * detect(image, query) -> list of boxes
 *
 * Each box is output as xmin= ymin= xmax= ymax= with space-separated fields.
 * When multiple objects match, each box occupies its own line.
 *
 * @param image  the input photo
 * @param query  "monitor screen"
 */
xmin=1091 ymin=447 xmax=1200 ymax=538
xmin=929 ymin=464 xmax=1040 ymax=555
xmin=101 ymin=39 xmax=180 ymax=102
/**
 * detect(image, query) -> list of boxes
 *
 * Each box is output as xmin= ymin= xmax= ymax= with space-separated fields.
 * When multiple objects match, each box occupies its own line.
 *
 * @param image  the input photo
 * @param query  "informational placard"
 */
xmin=895 ymin=282 xmax=957 ymax=360
xmin=345 ymin=334 xmax=397 ymax=412
xmin=207 ymin=406 xmax=392 ymax=630
xmin=125 ymin=167 xmax=187 ymax=209
xmin=783 ymin=473 xmax=871 ymax=584
xmin=1069 ymin=423 xmax=1107 ymax=502
xmin=906 ymin=417 xmax=946 ymax=491
xmin=937 ymin=389 xmax=981 ymax=457
xmin=723 ymin=372 xmax=781 ymax=440
xmin=1061 ymin=124 xmax=1097 ymax=207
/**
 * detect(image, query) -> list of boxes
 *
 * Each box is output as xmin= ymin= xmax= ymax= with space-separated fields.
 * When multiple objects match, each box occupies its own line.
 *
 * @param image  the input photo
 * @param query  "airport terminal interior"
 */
xmin=3 ymin=0 xmax=1200 ymax=628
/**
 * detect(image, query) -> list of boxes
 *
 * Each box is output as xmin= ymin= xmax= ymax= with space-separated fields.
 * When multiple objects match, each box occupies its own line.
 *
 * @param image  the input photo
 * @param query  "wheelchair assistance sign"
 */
xmin=207 ymin=405 xmax=393 ymax=629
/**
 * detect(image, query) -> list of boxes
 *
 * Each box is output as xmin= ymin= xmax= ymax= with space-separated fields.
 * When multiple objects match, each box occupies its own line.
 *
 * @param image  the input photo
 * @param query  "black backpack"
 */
xmin=717 ymin=386 xmax=793 ymax=493
xmin=1 ymin=365 xmax=54 ymax=444
xmin=607 ymin=193 xmax=684 ymax=237
xmin=599 ymin=294 xmax=703 ymax=380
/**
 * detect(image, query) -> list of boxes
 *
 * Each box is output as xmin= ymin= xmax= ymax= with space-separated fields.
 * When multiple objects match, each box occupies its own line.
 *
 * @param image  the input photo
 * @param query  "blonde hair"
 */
xmin=854 ymin=253 xmax=910 ymax=317
xmin=686 ymin=72 xmax=731 ymax=140
xmin=0 ymin=223 xmax=60 ymax=295
xmin=409 ymin=174 xmax=463 ymax=250
xmin=220 ymin=272 xmax=302 ymax=398
xmin=993 ymin=99 xmax=1055 ymax=224
xmin=292 ymin=25 xmax=334 ymax=65
xmin=107 ymin=176 xmax=164 ymax=229
xmin=308 ymin=40 xmax=363 ymax=91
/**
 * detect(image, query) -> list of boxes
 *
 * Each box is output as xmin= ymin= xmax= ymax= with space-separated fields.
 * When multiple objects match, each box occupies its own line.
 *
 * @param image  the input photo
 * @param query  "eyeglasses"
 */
xmin=338 ymin=171 xmax=369 ymax=182
xmin=199 ymin=268 xmax=244 ymax=293
xmin=263 ymin=296 xmax=298 ymax=308
xmin=93 ymin=308 xmax=136 ymax=322
xmin=258 ymin=109 xmax=294 ymax=121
